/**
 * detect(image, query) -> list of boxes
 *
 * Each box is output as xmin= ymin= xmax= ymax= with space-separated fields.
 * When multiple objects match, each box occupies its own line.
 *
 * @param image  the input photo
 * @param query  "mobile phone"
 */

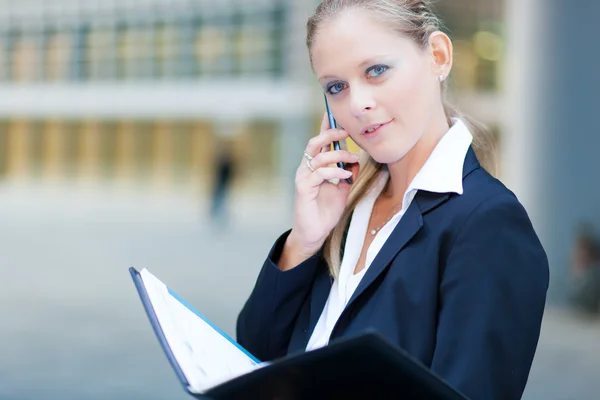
xmin=324 ymin=94 xmax=353 ymax=184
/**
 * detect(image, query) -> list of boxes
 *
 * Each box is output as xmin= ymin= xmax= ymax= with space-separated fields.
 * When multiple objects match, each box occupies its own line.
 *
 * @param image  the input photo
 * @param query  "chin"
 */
xmin=367 ymin=148 xmax=410 ymax=165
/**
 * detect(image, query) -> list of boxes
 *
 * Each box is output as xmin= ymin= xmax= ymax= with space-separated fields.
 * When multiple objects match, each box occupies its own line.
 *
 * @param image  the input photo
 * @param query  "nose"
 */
xmin=349 ymin=85 xmax=376 ymax=118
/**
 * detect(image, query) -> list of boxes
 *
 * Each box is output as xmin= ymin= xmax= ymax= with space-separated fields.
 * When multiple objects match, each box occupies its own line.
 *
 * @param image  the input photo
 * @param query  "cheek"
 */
xmin=384 ymin=69 xmax=432 ymax=119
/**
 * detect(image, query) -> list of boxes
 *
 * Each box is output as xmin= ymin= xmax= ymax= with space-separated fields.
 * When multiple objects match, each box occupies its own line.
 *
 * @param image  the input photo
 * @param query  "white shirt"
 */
xmin=305 ymin=118 xmax=474 ymax=352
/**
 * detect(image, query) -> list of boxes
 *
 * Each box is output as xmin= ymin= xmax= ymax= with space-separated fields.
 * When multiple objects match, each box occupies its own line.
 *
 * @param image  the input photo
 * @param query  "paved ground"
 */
xmin=523 ymin=307 xmax=600 ymax=400
xmin=0 ymin=180 xmax=597 ymax=399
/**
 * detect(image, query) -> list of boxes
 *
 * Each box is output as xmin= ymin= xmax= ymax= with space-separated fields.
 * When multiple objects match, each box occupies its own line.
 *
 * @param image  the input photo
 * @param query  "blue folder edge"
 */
xmin=130 ymin=267 xmax=192 ymax=393
xmin=129 ymin=267 xmax=261 ymax=395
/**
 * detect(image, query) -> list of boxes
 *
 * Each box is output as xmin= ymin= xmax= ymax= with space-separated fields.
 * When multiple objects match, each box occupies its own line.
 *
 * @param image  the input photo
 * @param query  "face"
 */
xmin=311 ymin=9 xmax=444 ymax=164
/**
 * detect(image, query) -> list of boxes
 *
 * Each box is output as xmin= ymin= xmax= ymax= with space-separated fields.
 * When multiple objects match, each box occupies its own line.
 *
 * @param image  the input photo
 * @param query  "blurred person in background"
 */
xmin=237 ymin=1 xmax=549 ymax=399
xmin=569 ymin=223 xmax=600 ymax=314
xmin=209 ymin=138 xmax=237 ymax=228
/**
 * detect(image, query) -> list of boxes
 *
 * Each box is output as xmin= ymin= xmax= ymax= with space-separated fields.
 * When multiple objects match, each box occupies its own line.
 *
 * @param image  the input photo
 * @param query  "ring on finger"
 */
xmin=303 ymin=151 xmax=314 ymax=161
xmin=305 ymin=158 xmax=316 ymax=172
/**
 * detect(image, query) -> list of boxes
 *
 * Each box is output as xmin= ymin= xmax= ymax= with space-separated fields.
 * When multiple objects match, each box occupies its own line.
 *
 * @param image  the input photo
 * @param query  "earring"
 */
xmin=438 ymin=75 xmax=445 ymax=82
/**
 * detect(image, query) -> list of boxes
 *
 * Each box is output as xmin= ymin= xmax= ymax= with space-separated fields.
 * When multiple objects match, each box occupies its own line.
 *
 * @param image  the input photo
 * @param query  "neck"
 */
xmin=384 ymin=114 xmax=450 ymax=200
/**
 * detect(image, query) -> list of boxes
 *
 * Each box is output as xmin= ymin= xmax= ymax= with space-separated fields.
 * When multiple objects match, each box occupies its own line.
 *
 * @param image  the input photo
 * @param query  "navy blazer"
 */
xmin=237 ymin=148 xmax=549 ymax=400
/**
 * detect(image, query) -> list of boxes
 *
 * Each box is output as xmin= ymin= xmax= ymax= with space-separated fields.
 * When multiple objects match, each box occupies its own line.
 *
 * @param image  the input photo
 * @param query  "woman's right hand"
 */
xmin=279 ymin=113 xmax=361 ymax=270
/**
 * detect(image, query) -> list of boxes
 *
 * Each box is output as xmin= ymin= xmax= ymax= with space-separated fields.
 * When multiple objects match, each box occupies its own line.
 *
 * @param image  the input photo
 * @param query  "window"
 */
xmin=119 ymin=26 xmax=154 ymax=80
xmin=0 ymin=37 xmax=8 ymax=82
xmin=13 ymin=33 xmax=39 ymax=82
xmin=87 ymin=28 xmax=116 ymax=80
xmin=47 ymin=31 xmax=73 ymax=81
xmin=235 ymin=23 xmax=273 ymax=75
xmin=195 ymin=26 xmax=229 ymax=76
xmin=155 ymin=24 xmax=181 ymax=78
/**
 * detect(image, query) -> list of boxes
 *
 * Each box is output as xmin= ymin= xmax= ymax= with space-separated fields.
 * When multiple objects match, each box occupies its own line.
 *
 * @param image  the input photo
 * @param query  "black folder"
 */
xmin=130 ymin=267 xmax=468 ymax=400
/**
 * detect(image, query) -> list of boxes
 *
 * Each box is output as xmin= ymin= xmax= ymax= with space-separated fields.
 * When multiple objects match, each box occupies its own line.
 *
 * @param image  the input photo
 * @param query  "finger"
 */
xmin=305 ymin=129 xmax=348 ymax=159
xmin=319 ymin=111 xmax=330 ymax=133
xmin=303 ymin=167 xmax=354 ymax=189
xmin=332 ymin=161 xmax=360 ymax=189
xmin=310 ymin=150 xmax=360 ymax=170
xmin=319 ymin=112 xmax=333 ymax=153
xmin=299 ymin=157 xmax=316 ymax=176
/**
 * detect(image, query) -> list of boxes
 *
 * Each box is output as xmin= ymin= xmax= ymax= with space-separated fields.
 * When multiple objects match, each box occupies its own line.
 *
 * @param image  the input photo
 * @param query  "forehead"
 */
xmin=310 ymin=9 xmax=419 ymax=77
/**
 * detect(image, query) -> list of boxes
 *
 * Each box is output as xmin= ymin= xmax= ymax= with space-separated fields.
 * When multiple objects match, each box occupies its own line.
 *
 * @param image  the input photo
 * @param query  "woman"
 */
xmin=237 ymin=1 xmax=549 ymax=399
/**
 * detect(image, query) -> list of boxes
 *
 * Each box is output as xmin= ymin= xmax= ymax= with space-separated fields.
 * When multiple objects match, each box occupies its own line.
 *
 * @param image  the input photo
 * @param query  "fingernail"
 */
xmin=352 ymin=153 xmax=360 ymax=160
xmin=343 ymin=170 xmax=353 ymax=177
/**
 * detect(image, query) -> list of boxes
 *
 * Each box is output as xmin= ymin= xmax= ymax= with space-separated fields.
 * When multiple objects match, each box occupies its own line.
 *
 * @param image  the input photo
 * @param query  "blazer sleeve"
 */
xmin=430 ymin=193 xmax=550 ymax=400
xmin=236 ymin=230 xmax=323 ymax=362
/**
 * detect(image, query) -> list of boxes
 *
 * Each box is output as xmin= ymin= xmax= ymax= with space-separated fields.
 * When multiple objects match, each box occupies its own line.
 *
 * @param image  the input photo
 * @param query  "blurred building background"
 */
xmin=0 ymin=0 xmax=305 ymax=196
xmin=0 ymin=0 xmax=598 ymax=399
xmin=0 ymin=0 xmax=505 ymax=195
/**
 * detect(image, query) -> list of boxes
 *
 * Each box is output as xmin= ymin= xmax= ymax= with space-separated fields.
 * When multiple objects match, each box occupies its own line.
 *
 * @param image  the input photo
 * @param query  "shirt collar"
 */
xmin=407 ymin=117 xmax=473 ymax=196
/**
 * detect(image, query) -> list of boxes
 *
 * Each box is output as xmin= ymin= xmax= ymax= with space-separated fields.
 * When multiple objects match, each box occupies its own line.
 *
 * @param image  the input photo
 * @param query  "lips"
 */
xmin=365 ymin=125 xmax=381 ymax=134
xmin=361 ymin=119 xmax=393 ymax=135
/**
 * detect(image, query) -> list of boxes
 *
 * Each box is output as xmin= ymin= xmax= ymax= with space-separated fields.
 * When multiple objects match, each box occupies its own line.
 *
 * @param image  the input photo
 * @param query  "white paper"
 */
xmin=139 ymin=268 xmax=262 ymax=393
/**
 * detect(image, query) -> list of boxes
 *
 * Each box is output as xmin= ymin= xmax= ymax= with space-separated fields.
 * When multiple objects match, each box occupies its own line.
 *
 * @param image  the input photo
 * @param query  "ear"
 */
xmin=428 ymin=31 xmax=453 ymax=82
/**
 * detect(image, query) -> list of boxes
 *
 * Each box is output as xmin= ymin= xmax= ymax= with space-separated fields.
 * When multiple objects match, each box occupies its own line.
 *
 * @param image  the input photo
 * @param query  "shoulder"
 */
xmin=461 ymin=165 xmax=520 ymax=211
xmin=446 ymin=165 xmax=530 ymax=230
xmin=445 ymin=166 xmax=548 ymax=270
xmin=426 ymin=165 xmax=546 ymax=263
xmin=435 ymin=168 xmax=549 ymax=294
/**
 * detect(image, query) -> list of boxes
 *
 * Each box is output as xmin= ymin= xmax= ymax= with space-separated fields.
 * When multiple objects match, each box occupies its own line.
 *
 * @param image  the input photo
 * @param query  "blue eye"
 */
xmin=327 ymin=82 xmax=347 ymax=95
xmin=367 ymin=64 xmax=389 ymax=78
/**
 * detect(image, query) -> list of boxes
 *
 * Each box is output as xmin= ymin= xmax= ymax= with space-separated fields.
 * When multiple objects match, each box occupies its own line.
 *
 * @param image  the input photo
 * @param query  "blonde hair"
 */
xmin=307 ymin=0 xmax=498 ymax=278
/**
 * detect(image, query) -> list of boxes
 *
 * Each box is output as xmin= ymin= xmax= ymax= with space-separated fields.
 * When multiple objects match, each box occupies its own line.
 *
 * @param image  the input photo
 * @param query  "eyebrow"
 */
xmin=318 ymin=53 xmax=394 ymax=82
